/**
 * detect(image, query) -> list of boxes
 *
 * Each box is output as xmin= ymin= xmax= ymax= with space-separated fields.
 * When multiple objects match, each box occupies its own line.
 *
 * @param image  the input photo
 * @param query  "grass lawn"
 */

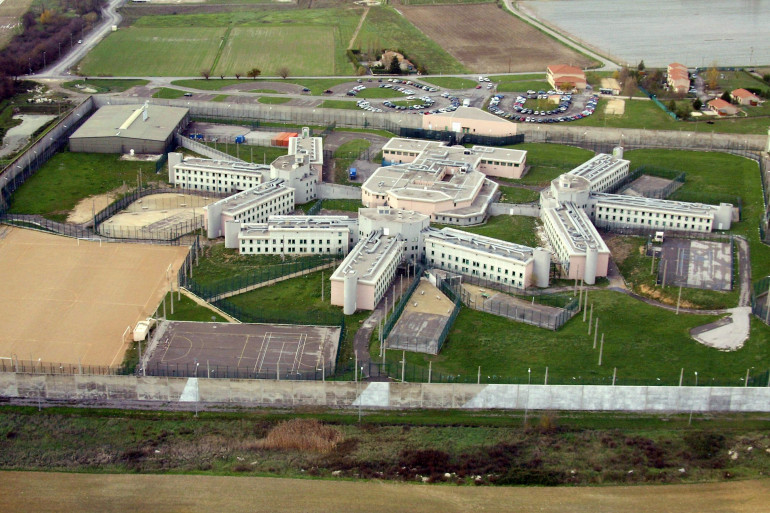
xmin=8 ymin=151 xmax=162 ymax=222
xmin=200 ymin=142 xmax=286 ymax=165
xmin=79 ymin=27 xmax=226 ymax=76
xmin=356 ymin=88 xmax=406 ymax=99
xmin=152 ymin=88 xmax=186 ymax=99
xmin=354 ymin=6 xmax=466 ymax=75
xmin=496 ymin=80 xmax=551 ymax=93
xmin=214 ymin=26 xmax=336 ymax=76
xmin=609 ymin=236 xmax=739 ymax=311
xmin=250 ymin=89 xmax=279 ymax=94
xmin=623 ymin=149 xmax=770 ymax=279
xmin=392 ymin=99 xmax=422 ymax=108
xmin=716 ymin=70 xmax=770 ymax=95
xmin=506 ymin=142 xmax=595 ymax=186
xmin=61 ymin=79 xmax=148 ymax=94
xmin=321 ymin=199 xmax=365 ymax=212
xmin=211 ymin=95 xmax=230 ymax=102
xmin=318 ymin=100 xmax=359 ymax=110
xmin=382 ymin=290 xmax=770 ymax=385
xmin=161 ymin=291 xmax=228 ymax=323
xmin=489 ymin=73 xmax=547 ymax=83
xmin=420 ymin=77 xmax=477 ymax=89
xmin=334 ymin=139 xmax=371 ymax=185
xmin=257 ymin=96 xmax=291 ymax=105
xmin=571 ymin=98 xmax=678 ymax=130
xmin=496 ymin=185 xmax=540 ymax=204
xmin=172 ymin=78 xmax=352 ymax=96
xmin=438 ymin=215 xmax=539 ymax=248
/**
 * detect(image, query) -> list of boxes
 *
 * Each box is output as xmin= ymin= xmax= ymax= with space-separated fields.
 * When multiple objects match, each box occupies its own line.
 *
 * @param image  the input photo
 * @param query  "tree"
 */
xmin=693 ymin=98 xmax=702 ymax=110
xmin=721 ymin=91 xmax=732 ymax=103
xmin=234 ymin=72 xmax=241 ymax=80
xmin=389 ymin=55 xmax=400 ymax=75
xmin=706 ymin=63 xmax=719 ymax=90
xmin=39 ymin=9 xmax=57 ymax=24
xmin=676 ymin=102 xmax=692 ymax=120
xmin=667 ymin=100 xmax=677 ymax=112
xmin=637 ymin=60 xmax=645 ymax=72
xmin=277 ymin=66 xmax=290 ymax=79
xmin=621 ymin=76 xmax=638 ymax=97
xmin=247 ymin=67 xmax=261 ymax=79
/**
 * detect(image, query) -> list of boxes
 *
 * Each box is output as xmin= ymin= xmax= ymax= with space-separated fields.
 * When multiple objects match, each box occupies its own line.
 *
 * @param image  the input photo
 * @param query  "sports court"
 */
xmin=386 ymin=279 xmax=454 ymax=355
xmin=658 ymin=238 xmax=733 ymax=291
xmin=0 ymin=227 xmax=189 ymax=366
xmin=98 ymin=193 xmax=213 ymax=239
xmin=144 ymin=320 xmax=341 ymax=378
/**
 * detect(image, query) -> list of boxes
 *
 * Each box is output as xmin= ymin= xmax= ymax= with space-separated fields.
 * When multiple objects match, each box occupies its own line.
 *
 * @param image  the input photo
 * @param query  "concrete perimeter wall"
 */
xmin=319 ymin=183 xmax=362 ymax=200
xmin=2 ymin=373 xmax=770 ymax=412
xmin=489 ymin=203 xmax=540 ymax=217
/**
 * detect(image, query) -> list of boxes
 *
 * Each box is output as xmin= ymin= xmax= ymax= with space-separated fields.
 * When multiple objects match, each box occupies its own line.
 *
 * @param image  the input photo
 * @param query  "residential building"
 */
xmin=234 ymin=215 xmax=358 ymax=255
xmin=203 ymin=179 xmax=294 ymax=239
xmin=667 ymin=63 xmax=690 ymax=94
xmin=546 ymin=65 xmax=587 ymax=92
xmin=330 ymin=230 xmax=405 ymax=313
xmin=731 ymin=88 xmax=764 ymax=106
xmin=424 ymin=227 xmax=550 ymax=289
xmin=167 ymin=153 xmax=268 ymax=193
xmin=708 ymin=98 xmax=740 ymax=116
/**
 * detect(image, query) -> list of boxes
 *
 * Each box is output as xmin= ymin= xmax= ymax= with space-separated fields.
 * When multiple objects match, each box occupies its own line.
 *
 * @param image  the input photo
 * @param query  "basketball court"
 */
xmin=658 ymin=238 xmax=733 ymax=291
xmin=144 ymin=320 xmax=341 ymax=378
xmin=0 ymin=227 xmax=189 ymax=367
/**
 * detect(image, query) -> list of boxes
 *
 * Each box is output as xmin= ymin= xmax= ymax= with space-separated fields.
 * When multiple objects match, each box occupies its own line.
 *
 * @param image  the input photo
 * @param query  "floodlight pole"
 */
xmin=676 ymin=285 xmax=682 ymax=315
xmin=679 ymin=368 xmax=684 ymax=387
xmin=598 ymin=334 xmax=604 ymax=366
xmin=428 ymin=361 xmax=432 ymax=384
xmin=689 ymin=371 xmax=698 ymax=425
xmin=593 ymin=318 xmax=599 ymax=348
xmin=544 ymin=366 xmax=548 ymax=385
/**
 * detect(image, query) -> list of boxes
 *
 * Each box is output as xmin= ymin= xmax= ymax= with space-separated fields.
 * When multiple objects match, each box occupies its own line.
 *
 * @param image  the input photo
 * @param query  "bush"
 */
xmin=250 ymin=419 xmax=342 ymax=453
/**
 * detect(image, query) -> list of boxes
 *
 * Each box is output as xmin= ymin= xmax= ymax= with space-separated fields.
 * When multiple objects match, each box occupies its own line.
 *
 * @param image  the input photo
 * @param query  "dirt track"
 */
xmin=399 ymin=4 xmax=594 ymax=73
xmin=0 ymin=471 xmax=767 ymax=513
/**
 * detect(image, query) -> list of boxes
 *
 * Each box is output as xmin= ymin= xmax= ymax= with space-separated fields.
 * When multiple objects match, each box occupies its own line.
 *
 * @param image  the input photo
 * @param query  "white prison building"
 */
xmin=269 ymin=152 xmax=318 ymax=205
xmin=167 ymin=153 xmax=268 ymax=193
xmin=330 ymin=230 xmax=405 ymax=314
xmin=204 ymin=179 xmax=294 ymax=239
xmin=288 ymin=127 xmax=324 ymax=183
xmin=568 ymin=150 xmax=630 ymax=192
xmin=424 ymin=227 xmax=551 ymax=289
xmin=358 ymin=207 xmax=430 ymax=264
xmin=233 ymin=216 xmax=358 ymax=255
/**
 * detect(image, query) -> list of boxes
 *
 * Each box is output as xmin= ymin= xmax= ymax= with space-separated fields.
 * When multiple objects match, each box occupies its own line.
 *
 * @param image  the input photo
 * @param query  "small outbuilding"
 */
xmin=69 ymin=103 xmax=189 ymax=154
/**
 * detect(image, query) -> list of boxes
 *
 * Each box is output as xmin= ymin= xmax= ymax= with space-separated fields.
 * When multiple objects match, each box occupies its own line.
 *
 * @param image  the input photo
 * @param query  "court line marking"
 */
xmin=161 ymin=335 xmax=193 ymax=362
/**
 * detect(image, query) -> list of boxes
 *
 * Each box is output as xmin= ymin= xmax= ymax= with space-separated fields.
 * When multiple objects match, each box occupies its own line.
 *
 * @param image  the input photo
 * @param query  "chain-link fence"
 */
xmin=0 ymin=358 xmax=132 ymax=376
xmin=184 ymin=253 xmax=341 ymax=302
xmin=382 ymin=264 xmax=425 ymax=340
xmin=144 ymin=361 xmax=334 ymax=381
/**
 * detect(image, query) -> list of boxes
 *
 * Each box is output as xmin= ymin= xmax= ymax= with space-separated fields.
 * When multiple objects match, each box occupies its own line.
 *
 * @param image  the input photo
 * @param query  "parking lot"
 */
xmin=490 ymin=89 xmax=599 ymax=124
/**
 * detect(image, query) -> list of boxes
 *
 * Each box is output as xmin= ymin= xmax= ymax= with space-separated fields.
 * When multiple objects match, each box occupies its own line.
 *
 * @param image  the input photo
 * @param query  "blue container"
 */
xmin=349 ymin=168 xmax=357 ymax=179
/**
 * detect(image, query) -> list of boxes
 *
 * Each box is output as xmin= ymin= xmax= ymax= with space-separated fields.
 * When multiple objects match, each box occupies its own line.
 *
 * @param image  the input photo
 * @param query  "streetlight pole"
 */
xmin=195 ymin=363 xmax=200 ymax=417
xmin=688 ymin=371 xmax=698 ymax=425
xmin=42 ymin=51 xmax=46 ymax=70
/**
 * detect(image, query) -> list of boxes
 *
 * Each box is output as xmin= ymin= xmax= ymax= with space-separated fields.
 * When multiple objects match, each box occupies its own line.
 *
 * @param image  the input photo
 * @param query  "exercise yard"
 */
xmin=462 ymin=282 xmax=569 ymax=330
xmin=657 ymin=238 xmax=733 ymax=291
xmin=618 ymin=175 xmax=682 ymax=198
xmin=144 ymin=320 xmax=341 ymax=379
xmin=386 ymin=278 xmax=453 ymax=355
xmin=97 ymin=193 xmax=214 ymax=239
xmin=0 ymin=227 xmax=189 ymax=367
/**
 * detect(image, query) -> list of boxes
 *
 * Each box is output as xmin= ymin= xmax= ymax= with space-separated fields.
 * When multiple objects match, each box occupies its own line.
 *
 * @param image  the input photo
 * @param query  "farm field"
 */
xmin=398 ymin=3 xmax=595 ymax=73
xmin=0 ymin=0 xmax=33 ymax=49
xmin=79 ymin=27 xmax=226 ymax=76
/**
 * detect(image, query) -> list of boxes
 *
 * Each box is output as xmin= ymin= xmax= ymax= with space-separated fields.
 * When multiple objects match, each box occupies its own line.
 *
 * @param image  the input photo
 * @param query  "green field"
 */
xmin=61 ymin=79 xmax=149 ymax=94
xmin=8 ymin=152 xmax=162 ymax=222
xmin=258 ymin=96 xmax=291 ymax=104
xmin=440 ymin=215 xmax=539 ymax=248
xmin=334 ymin=139 xmax=370 ymax=184
xmin=320 ymin=199 xmax=365 ymax=212
xmin=79 ymin=27 xmax=226 ymax=76
xmin=152 ymin=87 xmax=186 ymax=99
xmin=420 ymin=77 xmax=476 ymax=89
xmin=496 ymin=80 xmax=551 ymax=93
xmin=506 ymin=142 xmax=595 ymax=186
xmin=317 ymin=100 xmax=359 ymax=110
xmin=161 ymin=291 xmax=228 ymax=323
xmin=215 ymin=26 xmax=336 ymax=76
xmin=496 ymin=185 xmax=540 ymax=204
xmin=200 ymin=142 xmax=286 ymax=165
xmin=383 ymin=290 xmax=770 ymax=385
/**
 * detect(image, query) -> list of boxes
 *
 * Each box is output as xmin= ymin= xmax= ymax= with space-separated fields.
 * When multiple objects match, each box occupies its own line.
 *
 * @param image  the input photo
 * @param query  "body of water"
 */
xmin=520 ymin=0 xmax=770 ymax=68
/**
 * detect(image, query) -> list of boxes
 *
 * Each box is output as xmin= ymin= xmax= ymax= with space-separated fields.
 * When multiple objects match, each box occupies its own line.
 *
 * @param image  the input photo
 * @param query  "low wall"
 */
xmin=489 ymin=202 xmax=540 ymax=217
xmin=318 ymin=183 xmax=362 ymax=200
xmin=176 ymin=134 xmax=244 ymax=162
xmin=2 ymin=373 xmax=769 ymax=412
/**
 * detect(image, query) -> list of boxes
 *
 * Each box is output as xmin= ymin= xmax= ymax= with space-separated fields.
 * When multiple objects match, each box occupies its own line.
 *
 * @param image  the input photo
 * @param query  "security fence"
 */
xmin=306 ymin=199 xmax=324 ymax=215
xmin=382 ymin=264 xmax=425 ymax=341
xmin=607 ymin=165 xmax=686 ymax=198
xmin=144 ymin=360 xmax=334 ymax=381
xmin=0 ymin=358 xmax=131 ymax=376
xmin=751 ymin=276 xmax=770 ymax=325
xmin=184 ymin=253 xmax=341 ymax=303
xmin=438 ymin=272 xmax=579 ymax=331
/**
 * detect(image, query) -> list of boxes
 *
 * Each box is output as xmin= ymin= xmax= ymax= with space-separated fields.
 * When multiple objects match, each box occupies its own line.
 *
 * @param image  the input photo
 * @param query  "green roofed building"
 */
xmin=69 ymin=103 xmax=189 ymax=154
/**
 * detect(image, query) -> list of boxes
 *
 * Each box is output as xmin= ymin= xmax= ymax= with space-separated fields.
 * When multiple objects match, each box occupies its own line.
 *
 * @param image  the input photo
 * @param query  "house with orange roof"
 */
xmin=731 ymin=88 xmax=764 ymax=106
xmin=546 ymin=65 xmax=587 ymax=92
xmin=707 ymin=98 xmax=740 ymax=116
xmin=666 ymin=63 xmax=690 ymax=94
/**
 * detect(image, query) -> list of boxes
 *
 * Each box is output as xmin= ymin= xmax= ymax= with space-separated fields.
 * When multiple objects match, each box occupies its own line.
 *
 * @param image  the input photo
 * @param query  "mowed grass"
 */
xmin=420 ymin=77 xmax=476 ymax=89
xmin=8 ymin=151 xmax=162 ymax=222
xmin=79 ymin=27 xmax=225 ymax=76
xmin=152 ymin=88 xmax=186 ymax=99
xmin=214 ymin=27 xmax=336 ymax=76
xmin=571 ymin=98 xmax=677 ymax=130
xmin=438 ymin=215 xmax=539 ymax=248
xmin=354 ymin=6 xmax=466 ymax=74
xmin=506 ymin=142 xmax=594 ymax=186
xmin=318 ymin=100 xmax=358 ymax=110
xmin=258 ymin=96 xmax=291 ymax=104
xmin=161 ymin=292 xmax=228 ymax=323
xmin=200 ymin=142 xmax=286 ymax=165
xmin=391 ymin=290 xmax=770 ymax=385
xmin=496 ymin=185 xmax=540 ymax=204
xmin=496 ymin=80 xmax=551 ymax=93
xmin=61 ymin=79 xmax=149 ymax=94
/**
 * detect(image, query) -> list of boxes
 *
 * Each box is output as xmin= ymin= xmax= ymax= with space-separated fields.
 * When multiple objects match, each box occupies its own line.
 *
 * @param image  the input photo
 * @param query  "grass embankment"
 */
xmin=318 ymin=100 xmax=359 ymax=110
xmin=258 ymin=96 xmax=291 ymax=105
xmin=173 ymin=78 xmax=352 ymax=96
xmin=505 ymin=142 xmax=595 ymax=186
xmin=334 ymin=139 xmax=371 ymax=185
xmin=61 ymin=79 xmax=149 ymax=94
xmin=152 ymin=87 xmax=186 ymax=99
xmin=159 ymin=291 xmax=229 ymax=323
xmin=439 ymin=215 xmax=539 ymax=248
xmin=1 ymin=406 xmax=769 ymax=486
xmin=7 ymin=152 xmax=162 ymax=222
xmin=200 ymin=141 xmax=286 ymax=165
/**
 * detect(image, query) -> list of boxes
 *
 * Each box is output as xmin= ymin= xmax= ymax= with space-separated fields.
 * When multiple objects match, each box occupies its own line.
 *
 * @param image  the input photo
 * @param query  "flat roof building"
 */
xmin=288 ymin=127 xmax=323 ymax=182
xmin=167 ymin=153 xmax=268 ymax=193
xmin=421 ymin=106 xmax=518 ymax=138
xmin=204 ymin=179 xmax=294 ymax=239
xmin=424 ymin=227 xmax=551 ymax=289
xmin=567 ymin=150 xmax=630 ymax=193
xmin=547 ymin=65 xmax=587 ymax=92
xmin=358 ymin=206 xmax=430 ymax=264
xmin=69 ymin=103 xmax=189 ymax=154
xmin=330 ymin=230 xmax=405 ymax=313
xmin=234 ymin=215 xmax=358 ymax=256
xmin=270 ymin=152 xmax=319 ymax=205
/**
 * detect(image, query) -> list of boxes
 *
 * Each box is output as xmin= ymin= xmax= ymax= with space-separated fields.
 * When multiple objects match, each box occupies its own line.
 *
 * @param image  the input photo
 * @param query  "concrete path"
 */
xmin=690 ymin=307 xmax=751 ymax=351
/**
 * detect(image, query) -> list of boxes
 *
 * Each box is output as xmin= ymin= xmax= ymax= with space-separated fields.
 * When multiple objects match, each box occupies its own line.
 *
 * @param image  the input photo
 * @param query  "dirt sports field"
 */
xmin=398 ymin=4 xmax=595 ymax=72
xmin=386 ymin=278 xmax=452 ymax=354
xmin=0 ymin=471 xmax=767 ymax=513
xmin=0 ymin=227 xmax=189 ymax=367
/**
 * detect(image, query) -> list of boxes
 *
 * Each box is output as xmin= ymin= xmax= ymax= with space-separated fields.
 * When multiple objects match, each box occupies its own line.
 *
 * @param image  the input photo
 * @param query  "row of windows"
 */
xmin=596 ymin=214 xmax=709 ymax=230
xmin=242 ymin=246 xmax=337 ymax=254
xmin=429 ymin=259 xmax=524 ymax=288
xmin=431 ymin=251 xmax=525 ymax=278
xmin=244 ymin=238 xmax=342 ymax=245
xmin=596 ymin=206 xmax=708 ymax=223
xmin=481 ymin=159 xmax=519 ymax=167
